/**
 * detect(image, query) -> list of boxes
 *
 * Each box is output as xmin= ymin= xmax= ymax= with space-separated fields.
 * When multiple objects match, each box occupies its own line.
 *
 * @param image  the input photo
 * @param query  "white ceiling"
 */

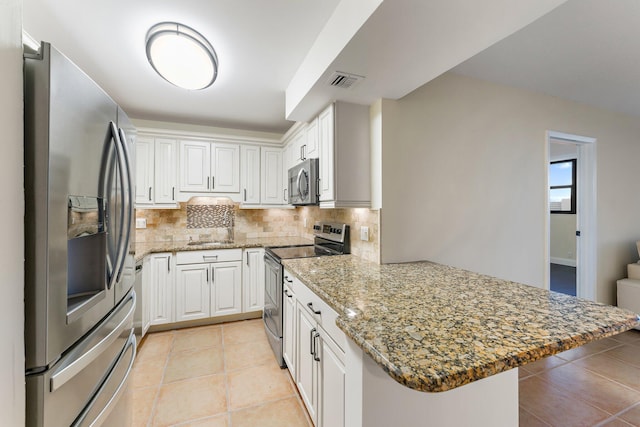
xmin=22 ymin=0 xmax=340 ymax=133
xmin=451 ymin=0 xmax=640 ymax=119
xmin=25 ymin=0 xmax=638 ymax=137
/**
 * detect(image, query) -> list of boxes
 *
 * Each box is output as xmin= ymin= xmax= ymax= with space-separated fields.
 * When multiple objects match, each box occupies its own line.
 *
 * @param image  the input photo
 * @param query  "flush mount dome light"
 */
xmin=146 ymin=22 xmax=218 ymax=90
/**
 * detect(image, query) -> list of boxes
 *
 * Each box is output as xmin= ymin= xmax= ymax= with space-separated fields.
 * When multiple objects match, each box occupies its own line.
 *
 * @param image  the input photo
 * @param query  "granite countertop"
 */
xmin=282 ymin=256 xmax=639 ymax=393
xmin=134 ymin=236 xmax=313 ymax=262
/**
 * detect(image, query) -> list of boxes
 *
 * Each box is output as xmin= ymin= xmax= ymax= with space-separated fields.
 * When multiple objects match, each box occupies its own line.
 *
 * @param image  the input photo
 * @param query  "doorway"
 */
xmin=545 ymin=131 xmax=597 ymax=301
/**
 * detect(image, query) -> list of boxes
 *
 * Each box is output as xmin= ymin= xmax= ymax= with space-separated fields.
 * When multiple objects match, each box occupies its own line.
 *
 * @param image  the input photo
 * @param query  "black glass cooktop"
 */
xmin=267 ymin=245 xmax=333 ymax=260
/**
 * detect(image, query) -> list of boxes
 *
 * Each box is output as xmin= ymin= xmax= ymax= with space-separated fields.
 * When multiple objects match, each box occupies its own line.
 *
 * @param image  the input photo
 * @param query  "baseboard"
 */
xmin=551 ymin=257 xmax=576 ymax=267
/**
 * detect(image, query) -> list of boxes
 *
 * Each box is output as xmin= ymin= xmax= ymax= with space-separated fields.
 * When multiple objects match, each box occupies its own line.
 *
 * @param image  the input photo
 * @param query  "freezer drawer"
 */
xmin=26 ymin=290 xmax=136 ymax=427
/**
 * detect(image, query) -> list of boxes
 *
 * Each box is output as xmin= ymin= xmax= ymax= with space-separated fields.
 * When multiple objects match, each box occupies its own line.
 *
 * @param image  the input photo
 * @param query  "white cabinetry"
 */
xmin=243 ymin=248 xmax=265 ymax=312
xmin=174 ymin=249 xmax=243 ymax=321
xmin=135 ymin=257 xmax=152 ymax=339
xmin=135 ymin=136 xmax=178 ymax=207
xmin=135 ymin=136 xmax=154 ymax=205
xmin=149 ymin=253 xmax=175 ymax=325
xmin=318 ymin=102 xmax=371 ymax=208
xmin=179 ymin=140 xmax=240 ymax=194
xmin=283 ymin=280 xmax=297 ymax=379
xmin=261 ymin=147 xmax=284 ymax=205
xmin=241 ymin=145 xmax=261 ymax=204
xmin=305 ymin=117 xmax=319 ymax=159
xmin=286 ymin=269 xmax=346 ymax=427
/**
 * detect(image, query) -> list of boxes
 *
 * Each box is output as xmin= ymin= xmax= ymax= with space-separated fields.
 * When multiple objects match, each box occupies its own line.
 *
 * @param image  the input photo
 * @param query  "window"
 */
xmin=549 ymin=159 xmax=576 ymax=214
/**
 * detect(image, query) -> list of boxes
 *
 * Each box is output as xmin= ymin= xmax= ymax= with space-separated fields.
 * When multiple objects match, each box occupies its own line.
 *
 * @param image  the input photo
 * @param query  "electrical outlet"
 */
xmin=360 ymin=226 xmax=369 ymax=241
xmin=136 ymin=218 xmax=147 ymax=229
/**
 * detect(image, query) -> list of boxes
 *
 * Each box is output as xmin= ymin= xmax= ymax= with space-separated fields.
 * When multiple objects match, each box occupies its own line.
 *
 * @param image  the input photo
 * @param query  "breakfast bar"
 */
xmin=282 ymin=256 xmax=639 ymax=426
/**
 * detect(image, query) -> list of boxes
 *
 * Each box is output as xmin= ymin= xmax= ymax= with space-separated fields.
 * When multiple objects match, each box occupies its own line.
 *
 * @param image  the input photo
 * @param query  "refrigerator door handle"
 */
xmin=50 ymin=291 xmax=136 ymax=392
xmin=99 ymin=122 xmax=127 ymax=289
xmin=117 ymin=127 xmax=134 ymax=274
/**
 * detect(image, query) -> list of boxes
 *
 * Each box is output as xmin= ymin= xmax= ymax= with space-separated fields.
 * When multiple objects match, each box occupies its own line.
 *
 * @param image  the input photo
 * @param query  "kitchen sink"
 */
xmin=186 ymin=240 xmax=233 ymax=246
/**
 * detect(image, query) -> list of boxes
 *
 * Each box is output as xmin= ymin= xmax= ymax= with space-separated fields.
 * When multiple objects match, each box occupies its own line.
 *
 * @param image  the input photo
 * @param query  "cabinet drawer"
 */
xmin=176 ymin=249 xmax=242 ymax=265
xmin=288 ymin=272 xmax=346 ymax=352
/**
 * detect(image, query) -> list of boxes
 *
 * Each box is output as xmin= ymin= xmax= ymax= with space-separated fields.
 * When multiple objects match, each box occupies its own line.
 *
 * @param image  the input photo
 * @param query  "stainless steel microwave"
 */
xmin=288 ymin=158 xmax=319 ymax=205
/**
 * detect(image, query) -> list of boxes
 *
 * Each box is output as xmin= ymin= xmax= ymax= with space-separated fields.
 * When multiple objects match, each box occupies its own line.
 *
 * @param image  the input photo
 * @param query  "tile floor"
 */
xmin=130 ymin=319 xmax=312 ymax=427
xmin=519 ymin=329 xmax=640 ymax=426
xmin=132 ymin=320 xmax=640 ymax=427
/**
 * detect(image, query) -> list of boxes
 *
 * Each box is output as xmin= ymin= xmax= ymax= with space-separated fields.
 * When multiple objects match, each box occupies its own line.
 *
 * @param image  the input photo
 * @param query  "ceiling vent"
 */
xmin=328 ymin=72 xmax=364 ymax=89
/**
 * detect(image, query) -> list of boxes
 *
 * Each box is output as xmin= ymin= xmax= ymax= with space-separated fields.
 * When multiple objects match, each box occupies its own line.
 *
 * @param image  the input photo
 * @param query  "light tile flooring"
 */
xmin=132 ymin=320 xmax=640 ymax=427
xmin=130 ymin=319 xmax=312 ymax=427
xmin=520 ymin=329 xmax=640 ymax=426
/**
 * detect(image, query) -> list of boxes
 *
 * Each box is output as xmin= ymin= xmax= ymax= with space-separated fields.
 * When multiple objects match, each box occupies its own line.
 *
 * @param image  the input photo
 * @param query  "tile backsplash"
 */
xmin=135 ymin=198 xmax=380 ymax=263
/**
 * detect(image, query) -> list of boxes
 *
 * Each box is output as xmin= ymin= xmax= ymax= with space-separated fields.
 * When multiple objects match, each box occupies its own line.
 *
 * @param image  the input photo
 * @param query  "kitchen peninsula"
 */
xmin=282 ymin=255 xmax=639 ymax=426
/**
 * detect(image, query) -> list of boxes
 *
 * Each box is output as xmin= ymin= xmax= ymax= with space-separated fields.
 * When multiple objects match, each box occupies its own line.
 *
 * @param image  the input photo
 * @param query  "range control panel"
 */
xmin=313 ymin=222 xmax=349 ymax=243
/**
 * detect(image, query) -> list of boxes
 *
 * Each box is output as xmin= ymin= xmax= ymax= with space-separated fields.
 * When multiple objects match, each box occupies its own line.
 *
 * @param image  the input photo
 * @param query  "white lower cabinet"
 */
xmin=174 ymin=249 xmax=243 ymax=321
xmin=243 ymin=248 xmax=265 ymax=312
xmin=211 ymin=261 xmax=243 ymax=316
xmin=283 ymin=282 xmax=297 ymax=379
xmin=149 ymin=252 xmax=175 ymax=325
xmin=286 ymin=269 xmax=346 ymax=427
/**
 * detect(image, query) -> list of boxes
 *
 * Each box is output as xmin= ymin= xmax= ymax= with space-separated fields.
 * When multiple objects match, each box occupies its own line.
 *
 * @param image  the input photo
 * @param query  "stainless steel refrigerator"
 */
xmin=24 ymin=42 xmax=137 ymax=427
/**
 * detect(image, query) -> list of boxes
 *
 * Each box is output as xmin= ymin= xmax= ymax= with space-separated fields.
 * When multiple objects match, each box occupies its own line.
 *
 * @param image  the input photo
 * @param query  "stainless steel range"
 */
xmin=263 ymin=222 xmax=350 ymax=367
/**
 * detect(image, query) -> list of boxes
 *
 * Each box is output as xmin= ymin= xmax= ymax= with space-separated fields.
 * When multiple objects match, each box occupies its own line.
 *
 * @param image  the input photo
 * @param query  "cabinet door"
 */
xmin=283 ymin=283 xmax=297 ymax=380
xmin=149 ymin=253 xmax=174 ymax=325
xmin=211 ymin=261 xmax=242 ymax=316
xmin=135 ymin=136 xmax=154 ymax=205
xmin=180 ymin=140 xmax=211 ymax=192
xmin=243 ymin=249 xmax=264 ymax=312
xmin=318 ymin=327 xmax=346 ymax=427
xmin=241 ymin=145 xmax=261 ymax=204
xmin=211 ymin=143 xmax=240 ymax=193
xmin=291 ymin=130 xmax=306 ymax=163
xmin=261 ymin=148 xmax=283 ymax=205
xmin=154 ymin=138 xmax=178 ymax=204
xmin=305 ymin=117 xmax=319 ymax=158
xmin=175 ymin=264 xmax=210 ymax=322
xmin=296 ymin=302 xmax=318 ymax=423
xmin=318 ymin=104 xmax=335 ymax=202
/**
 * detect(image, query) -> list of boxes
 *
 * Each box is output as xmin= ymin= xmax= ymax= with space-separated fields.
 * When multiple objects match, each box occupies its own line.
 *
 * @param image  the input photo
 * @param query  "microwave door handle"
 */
xmin=296 ymin=168 xmax=306 ymax=201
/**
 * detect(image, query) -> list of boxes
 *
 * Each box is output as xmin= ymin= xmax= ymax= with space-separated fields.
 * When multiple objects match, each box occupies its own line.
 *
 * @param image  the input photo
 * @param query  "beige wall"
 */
xmin=379 ymin=72 xmax=640 ymax=304
xmin=550 ymin=214 xmax=576 ymax=265
xmin=0 ymin=0 xmax=25 ymax=423
xmin=136 ymin=202 xmax=380 ymax=263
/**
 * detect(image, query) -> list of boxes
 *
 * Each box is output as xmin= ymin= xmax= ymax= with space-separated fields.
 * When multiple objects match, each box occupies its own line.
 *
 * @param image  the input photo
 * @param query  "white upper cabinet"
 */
xmin=290 ymin=129 xmax=307 ymax=165
xmin=212 ymin=143 xmax=240 ymax=193
xmin=241 ymin=145 xmax=261 ymax=204
xmin=317 ymin=102 xmax=371 ymax=208
xmin=135 ymin=136 xmax=154 ymax=205
xmin=179 ymin=140 xmax=240 ymax=194
xmin=261 ymin=147 xmax=283 ymax=205
xmin=305 ymin=117 xmax=319 ymax=159
xmin=180 ymin=140 xmax=210 ymax=192
xmin=154 ymin=138 xmax=178 ymax=204
xmin=135 ymin=135 xmax=178 ymax=207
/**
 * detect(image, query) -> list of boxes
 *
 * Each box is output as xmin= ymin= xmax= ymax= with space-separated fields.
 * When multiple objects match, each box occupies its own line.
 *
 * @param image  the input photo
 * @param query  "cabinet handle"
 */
xmin=307 ymin=302 xmax=321 ymax=315
xmin=244 ymin=189 xmax=247 ymax=202
xmin=313 ymin=332 xmax=321 ymax=362
xmin=284 ymin=276 xmax=293 ymax=283
xmin=203 ymin=255 xmax=218 ymax=261
xmin=283 ymin=188 xmax=288 ymax=201
xmin=212 ymin=176 xmax=215 ymax=189
xmin=300 ymin=145 xmax=303 ymax=161
xmin=148 ymin=187 xmax=152 ymax=201
xmin=167 ymin=256 xmax=171 ymax=272
xmin=246 ymin=252 xmax=250 ymax=267
xmin=310 ymin=327 xmax=316 ymax=356
xmin=207 ymin=176 xmax=210 ymax=189
xmin=302 ymin=144 xmax=307 ymax=160
xmin=284 ymin=289 xmax=292 ymax=298
xmin=172 ymin=187 xmax=175 ymax=201
xmin=206 ymin=268 xmax=209 ymax=283
xmin=211 ymin=267 xmax=214 ymax=284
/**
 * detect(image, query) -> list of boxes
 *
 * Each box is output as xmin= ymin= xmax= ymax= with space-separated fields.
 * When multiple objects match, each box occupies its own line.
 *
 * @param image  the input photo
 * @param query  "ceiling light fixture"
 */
xmin=145 ymin=22 xmax=218 ymax=90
